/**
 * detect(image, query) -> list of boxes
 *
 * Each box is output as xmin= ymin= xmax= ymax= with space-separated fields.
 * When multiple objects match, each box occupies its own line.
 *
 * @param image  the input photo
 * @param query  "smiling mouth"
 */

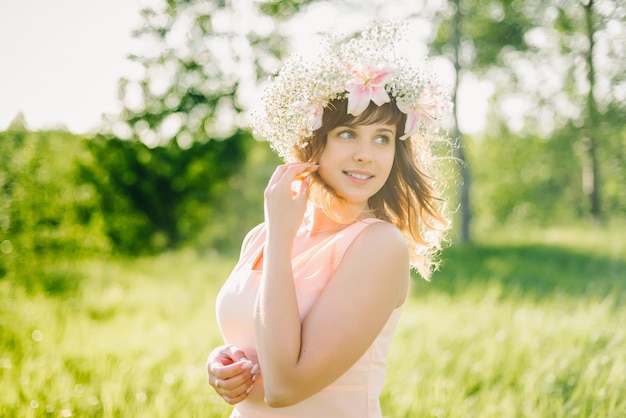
xmin=344 ymin=171 xmax=373 ymax=180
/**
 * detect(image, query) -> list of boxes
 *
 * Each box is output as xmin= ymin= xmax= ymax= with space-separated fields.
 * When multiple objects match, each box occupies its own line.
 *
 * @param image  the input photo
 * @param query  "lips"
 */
xmin=343 ymin=171 xmax=374 ymax=180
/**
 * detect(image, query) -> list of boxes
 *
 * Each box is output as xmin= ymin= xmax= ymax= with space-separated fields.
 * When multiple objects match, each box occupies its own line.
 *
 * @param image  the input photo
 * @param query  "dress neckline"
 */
xmin=249 ymin=219 xmax=379 ymax=272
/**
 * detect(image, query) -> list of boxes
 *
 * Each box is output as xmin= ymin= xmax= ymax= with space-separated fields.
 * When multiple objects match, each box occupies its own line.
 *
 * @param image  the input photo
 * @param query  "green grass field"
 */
xmin=1 ymin=223 xmax=625 ymax=417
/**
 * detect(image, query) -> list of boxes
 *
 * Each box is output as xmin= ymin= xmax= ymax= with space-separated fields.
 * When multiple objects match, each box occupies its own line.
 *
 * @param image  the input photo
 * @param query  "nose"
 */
xmin=353 ymin=139 xmax=373 ymax=163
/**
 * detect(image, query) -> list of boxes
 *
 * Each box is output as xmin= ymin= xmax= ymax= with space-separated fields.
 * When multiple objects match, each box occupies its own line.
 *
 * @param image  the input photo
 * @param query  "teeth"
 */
xmin=346 ymin=172 xmax=371 ymax=180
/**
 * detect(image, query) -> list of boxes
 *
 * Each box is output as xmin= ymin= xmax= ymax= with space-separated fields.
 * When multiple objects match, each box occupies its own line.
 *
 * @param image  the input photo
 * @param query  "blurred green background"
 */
xmin=1 ymin=0 xmax=625 ymax=417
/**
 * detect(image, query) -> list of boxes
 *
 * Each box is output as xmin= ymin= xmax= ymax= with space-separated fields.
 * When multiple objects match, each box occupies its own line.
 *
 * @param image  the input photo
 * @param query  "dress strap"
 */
xmin=239 ymin=223 xmax=266 ymax=270
xmin=331 ymin=218 xmax=384 ymax=271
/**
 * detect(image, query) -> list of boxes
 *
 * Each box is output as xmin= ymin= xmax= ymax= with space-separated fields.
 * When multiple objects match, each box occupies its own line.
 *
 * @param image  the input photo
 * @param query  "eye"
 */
xmin=338 ymin=130 xmax=355 ymax=140
xmin=374 ymin=135 xmax=391 ymax=145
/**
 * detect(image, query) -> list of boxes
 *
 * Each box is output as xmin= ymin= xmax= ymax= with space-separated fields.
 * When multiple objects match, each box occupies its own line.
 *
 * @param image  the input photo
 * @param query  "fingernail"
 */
xmin=246 ymin=387 xmax=253 ymax=394
xmin=251 ymin=365 xmax=259 ymax=374
xmin=241 ymin=361 xmax=252 ymax=370
xmin=252 ymin=374 xmax=258 ymax=381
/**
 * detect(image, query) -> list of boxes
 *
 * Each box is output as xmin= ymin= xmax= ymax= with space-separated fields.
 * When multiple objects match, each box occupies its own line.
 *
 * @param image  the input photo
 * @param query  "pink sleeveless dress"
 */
xmin=216 ymin=218 xmax=404 ymax=418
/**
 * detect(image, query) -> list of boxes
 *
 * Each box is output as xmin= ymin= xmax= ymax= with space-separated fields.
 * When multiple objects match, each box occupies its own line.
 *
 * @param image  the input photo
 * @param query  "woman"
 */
xmin=207 ymin=21 xmax=452 ymax=417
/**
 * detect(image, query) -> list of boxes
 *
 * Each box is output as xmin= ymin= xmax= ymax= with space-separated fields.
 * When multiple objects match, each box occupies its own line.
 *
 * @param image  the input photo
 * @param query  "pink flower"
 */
xmin=345 ymin=66 xmax=394 ymax=116
xmin=307 ymin=104 xmax=324 ymax=131
xmin=292 ymin=101 xmax=324 ymax=132
xmin=396 ymin=102 xmax=420 ymax=140
xmin=397 ymin=89 xmax=452 ymax=139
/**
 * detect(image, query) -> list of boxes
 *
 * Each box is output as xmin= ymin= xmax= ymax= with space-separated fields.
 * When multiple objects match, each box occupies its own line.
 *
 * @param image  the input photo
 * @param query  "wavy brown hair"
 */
xmin=292 ymin=99 xmax=451 ymax=279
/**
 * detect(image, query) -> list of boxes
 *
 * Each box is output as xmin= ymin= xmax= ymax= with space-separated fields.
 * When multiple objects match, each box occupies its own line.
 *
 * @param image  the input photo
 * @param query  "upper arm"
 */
xmin=289 ymin=222 xmax=409 ymax=399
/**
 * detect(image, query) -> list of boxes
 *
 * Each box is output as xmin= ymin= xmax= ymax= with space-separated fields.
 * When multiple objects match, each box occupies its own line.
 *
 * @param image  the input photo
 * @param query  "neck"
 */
xmin=305 ymin=204 xmax=374 ymax=236
xmin=306 ymin=206 xmax=344 ymax=235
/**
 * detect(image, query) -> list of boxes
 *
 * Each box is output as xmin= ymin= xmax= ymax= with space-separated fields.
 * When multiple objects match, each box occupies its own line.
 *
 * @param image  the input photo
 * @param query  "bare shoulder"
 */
xmin=338 ymin=220 xmax=409 ymax=305
xmin=353 ymin=220 xmax=408 ymax=259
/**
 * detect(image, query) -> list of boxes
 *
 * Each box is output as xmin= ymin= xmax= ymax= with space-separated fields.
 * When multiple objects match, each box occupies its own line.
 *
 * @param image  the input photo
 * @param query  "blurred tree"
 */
xmin=0 ymin=126 xmax=109 ymax=292
xmin=469 ymin=124 xmax=584 ymax=228
xmin=468 ymin=104 xmax=625 ymax=231
xmin=432 ymin=0 xmax=625 ymax=231
xmin=105 ymin=0 xmax=316 ymax=145
xmin=582 ymin=0 xmax=601 ymax=218
xmin=7 ymin=111 xmax=29 ymax=131
xmin=482 ymin=0 xmax=626 ymax=223
xmin=90 ymin=0 xmax=317 ymax=253
xmin=598 ymin=104 xmax=626 ymax=215
xmin=200 ymin=138 xmax=282 ymax=253
xmin=432 ymin=0 xmax=536 ymax=242
xmin=556 ymin=0 xmax=626 ymax=220
xmin=82 ymin=131 xmax=251 ymax=253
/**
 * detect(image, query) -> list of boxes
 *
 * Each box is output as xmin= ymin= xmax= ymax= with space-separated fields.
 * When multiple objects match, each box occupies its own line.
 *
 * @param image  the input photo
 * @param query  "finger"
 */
xmin=294 ymin=164 xmax=319 ymax=180
xmin=227 ymin=384 xmax=255 ymax=404
xmin=210 ymin=359 xmax=250 ymax=379
xmin=224 ymin=375 xmax=256 ymax=398
xmin=267 ymin=164 xmax=317 ymax=199
xmin=292 ymin=165 xmax=317 ymax=199
xmin=207 ymin=344 xmax=239 ymax=369
xmin=209 ymin=376 xmax=222 ymax=396
xmin=223 ymin=389 xmax=251 ymax=405
xmin=266 ymin=163 xmax=303 ymax=187
xmin=218 ymin=374 xmax=257 ymax=405
xmin=208 ymin=346 xmax=251 ymax=376
xmin=223 ymin=345 xmax=250 ymax=363
xmin=283 ymin=163 xmax=317 ymax=181
xmin=215 ymin=363 xmax=258 ymax=390
xmin=267 ymin=163 xmax=315 ymax=189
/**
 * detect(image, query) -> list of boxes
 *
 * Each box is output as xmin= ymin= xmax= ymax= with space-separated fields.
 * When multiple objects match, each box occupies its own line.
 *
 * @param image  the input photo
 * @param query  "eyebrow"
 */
xmin=338 ymin=125 xmax=396 ymax=134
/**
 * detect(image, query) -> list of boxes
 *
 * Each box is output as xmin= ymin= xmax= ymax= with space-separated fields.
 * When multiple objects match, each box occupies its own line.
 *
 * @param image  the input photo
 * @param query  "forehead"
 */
xmin=341 ymin=101 xmax=404 ymax=129
xmin=332 ymin=123 xmax=396 ymax=134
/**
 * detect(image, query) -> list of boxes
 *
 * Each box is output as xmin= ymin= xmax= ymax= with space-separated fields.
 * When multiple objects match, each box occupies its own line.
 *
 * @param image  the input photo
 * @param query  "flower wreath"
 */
xmin=252 ymin=21 xmax=453 ymax=162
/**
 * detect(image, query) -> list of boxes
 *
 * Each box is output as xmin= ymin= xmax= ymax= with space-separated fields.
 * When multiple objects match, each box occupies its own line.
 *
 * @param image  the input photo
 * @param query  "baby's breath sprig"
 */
xmin=252 ymin=20 xmax=453 ymax=162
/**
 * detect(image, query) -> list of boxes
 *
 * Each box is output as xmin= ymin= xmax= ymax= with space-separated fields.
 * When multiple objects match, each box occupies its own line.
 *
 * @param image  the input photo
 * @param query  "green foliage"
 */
xmin=468 ymin=129 xmax=579 ymax=227
xmin=432 ymin=0 xmax=625 ymax=236
xmin=466 ymin=106 xmax=626 ymax=230
xmin=83 ymin=0 xmax=302 ymax=258
xmin=432 ymin=0 xmax=535 ymax=68
xmin=1 ymin=225 xmax=625 ymax=417
xmin=257 ymin=0 xmax=318 ymax=19
xmin=0 ymin=128 xmax=110 ymax=292
xmin=196 ymin=138 xmax=282 ymax=254
xmin=0 ymin=124 xmax=273 ymax=293
xmin=82 ymin=131 xmax=252 ymax=254
xmin=111 ymin=0 xmax=295 ymax=148
xmin=596 ymin=104 xmax=626 ymax=215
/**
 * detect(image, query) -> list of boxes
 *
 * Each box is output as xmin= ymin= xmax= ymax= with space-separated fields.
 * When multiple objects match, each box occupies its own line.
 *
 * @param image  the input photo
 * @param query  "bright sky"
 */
xmin=0 ymin=0 xmax=143 ymax=132
xmin=0 ymin=0 xmax=487 ymax=134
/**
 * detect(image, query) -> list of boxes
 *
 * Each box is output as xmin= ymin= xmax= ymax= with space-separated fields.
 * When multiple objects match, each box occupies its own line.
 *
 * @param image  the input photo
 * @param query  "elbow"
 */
xmin=265 ymin=395 xmax=293 ymax=409
xmin=263 ymin=383 xmax=302 ymax=408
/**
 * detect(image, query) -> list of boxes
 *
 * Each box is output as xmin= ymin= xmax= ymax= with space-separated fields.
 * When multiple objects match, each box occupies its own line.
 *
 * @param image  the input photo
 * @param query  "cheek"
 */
xmin=382 ymin=147 xmax=396 ymax=171
xmin=316 ymin=158 xmax=337 ymax=184
xmin=316 ymin=143 xmax=341 ymax=170
xmin=315 ymin=154 xmax=332 ymax=183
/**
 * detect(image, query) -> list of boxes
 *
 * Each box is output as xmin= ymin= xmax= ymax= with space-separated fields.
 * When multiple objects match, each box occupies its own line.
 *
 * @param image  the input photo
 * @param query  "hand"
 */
xmin=264 ymin=163 xmax=318 ymax=240
xmin=207 ymin=344 xmax=260 ymax=405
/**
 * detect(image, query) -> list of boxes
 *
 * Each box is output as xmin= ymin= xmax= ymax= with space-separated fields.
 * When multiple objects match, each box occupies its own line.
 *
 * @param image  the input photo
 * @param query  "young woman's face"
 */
xmin=317 ymin=122 xmax=396 ymax=211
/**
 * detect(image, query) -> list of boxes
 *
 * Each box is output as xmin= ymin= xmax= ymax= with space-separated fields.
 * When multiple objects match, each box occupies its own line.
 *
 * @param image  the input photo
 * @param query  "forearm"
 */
xmin=254 ymin=235 xmax=303 ymax=402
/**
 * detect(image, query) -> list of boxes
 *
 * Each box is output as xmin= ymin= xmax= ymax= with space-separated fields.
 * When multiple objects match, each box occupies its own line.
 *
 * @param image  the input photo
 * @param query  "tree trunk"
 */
xmin=452 ymin=0 xmax=471 ymax=243
xmin=584 ymin=0 xmax=601 ymax=219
